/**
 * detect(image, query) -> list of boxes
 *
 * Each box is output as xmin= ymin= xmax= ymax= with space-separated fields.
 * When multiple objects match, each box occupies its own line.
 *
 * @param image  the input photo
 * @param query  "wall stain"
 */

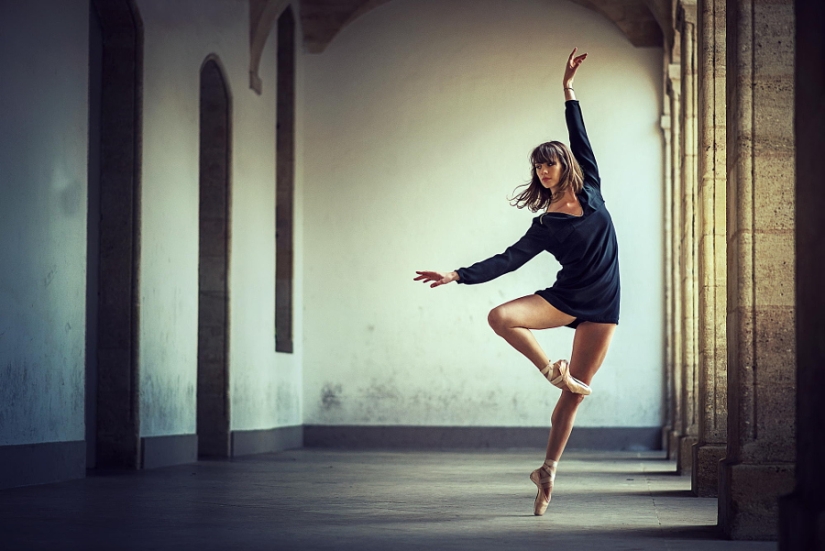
xmin=43 ymin=268 xmax=56 ymax=288
xmin=364 ymin=381 xmax=400 ymax=401
xmin=276 ymin=383 xmax=299 ymax=425
xmin=321 ymin=384 xmax=343 ymax=410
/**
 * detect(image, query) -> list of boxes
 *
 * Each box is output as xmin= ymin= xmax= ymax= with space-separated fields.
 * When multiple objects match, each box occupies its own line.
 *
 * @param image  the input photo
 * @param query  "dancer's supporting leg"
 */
xmin=541 ymin=322 xmax=616 ymax=496
xmin=488 ymin=299 xmax=616 ymax=510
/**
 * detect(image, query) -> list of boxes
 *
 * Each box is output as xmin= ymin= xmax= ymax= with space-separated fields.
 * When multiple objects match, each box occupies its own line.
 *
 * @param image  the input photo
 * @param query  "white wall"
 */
xmin=0 ymin=0 xmax=89 ymax=445
xmin=137 ymin=0 xmax=302 ymax=436
xmin=303 ymin=0 xmax=664 ymax=428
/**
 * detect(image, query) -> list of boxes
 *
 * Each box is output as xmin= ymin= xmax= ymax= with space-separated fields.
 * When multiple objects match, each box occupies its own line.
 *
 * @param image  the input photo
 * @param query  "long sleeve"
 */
xmin=455 ymin=219 xmax=546 ymax=285
xmin=565 ymin=100 xmax=601 ymax=188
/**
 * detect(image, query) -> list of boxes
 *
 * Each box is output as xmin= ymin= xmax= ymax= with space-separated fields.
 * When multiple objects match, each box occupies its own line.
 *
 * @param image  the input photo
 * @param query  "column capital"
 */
xmin=667 ymin=63 xmax=682 ymax=94
xmin=678 ymin=0 xmax=698 ymax=28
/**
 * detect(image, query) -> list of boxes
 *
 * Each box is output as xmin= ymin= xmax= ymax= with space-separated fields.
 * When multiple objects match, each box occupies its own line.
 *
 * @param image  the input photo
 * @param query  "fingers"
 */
xmin=414 ymin=270 xmax=441 ymax=284
xmin=415 ymin=270 xmax=453 ymax=288
xmin=568 ymin=48 xmax=587 ymax=67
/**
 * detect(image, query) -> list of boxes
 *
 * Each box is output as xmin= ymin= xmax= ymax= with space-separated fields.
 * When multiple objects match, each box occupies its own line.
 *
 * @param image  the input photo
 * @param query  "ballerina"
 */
xmin=415 ymin=48 xmax=620 ymax=516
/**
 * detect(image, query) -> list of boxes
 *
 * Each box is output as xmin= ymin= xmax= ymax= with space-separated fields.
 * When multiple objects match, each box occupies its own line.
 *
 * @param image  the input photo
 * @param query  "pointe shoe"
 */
xmin=530 ymin=464 xmax=555 ymax=516
xmin=540 ymin=359 xmax=592 ymax=395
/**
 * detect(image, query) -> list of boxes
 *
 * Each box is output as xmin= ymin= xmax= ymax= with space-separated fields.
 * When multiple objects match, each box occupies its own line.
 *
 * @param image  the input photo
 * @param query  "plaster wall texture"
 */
xmin=303 ymin=0 xmax=665 ymax=428
xmin=0 ymin=0 xmax=89 ymax=446
xmin=136 ymin=0 xmax=302 ymax=437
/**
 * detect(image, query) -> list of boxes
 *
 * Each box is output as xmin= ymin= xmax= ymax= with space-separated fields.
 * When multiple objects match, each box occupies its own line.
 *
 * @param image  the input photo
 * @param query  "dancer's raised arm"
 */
xmin=563 ymin=47 xmax=585 ymax=101
xmin=562 ymin=48 xmax=601 ymax=188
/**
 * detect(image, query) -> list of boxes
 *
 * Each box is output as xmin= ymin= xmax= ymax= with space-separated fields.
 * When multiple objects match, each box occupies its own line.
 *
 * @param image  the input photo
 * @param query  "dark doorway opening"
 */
xmin=87 ymin=0 xmax=142 ymax=470
xmin=275 ymin=6 xmax=295 ymax=354
xmin=197 ymin=57 xmax=231 ymax=458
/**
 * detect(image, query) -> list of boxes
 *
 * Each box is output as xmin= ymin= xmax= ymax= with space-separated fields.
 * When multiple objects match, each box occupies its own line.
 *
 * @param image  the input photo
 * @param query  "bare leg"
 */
xmin=545 ymin=322 xmax=616 ymax=460
xmin=539 ymin=322 xmax=616 ymax=500
xmin=546 ymin=391 xmax=586 ymax=461
xmin=487 ymin=295 xmax=576 ymax=370
xmin=487 ymin=297 xmax=616 ymax=506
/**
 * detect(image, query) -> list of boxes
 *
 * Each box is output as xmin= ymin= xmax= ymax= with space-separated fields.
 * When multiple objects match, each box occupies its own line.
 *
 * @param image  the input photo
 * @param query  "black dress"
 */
xmin=455 ymin=100 xmax=620 ymax=328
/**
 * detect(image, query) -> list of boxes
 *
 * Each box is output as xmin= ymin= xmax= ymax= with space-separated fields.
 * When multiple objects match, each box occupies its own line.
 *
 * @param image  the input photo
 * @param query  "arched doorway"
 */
xmin=276 ymin=6 xmax=295 ymax=353
xmin=197 ymin=57 xmax=231 ymax=458
xmin=87 ymin=0 xmax=143 ymax=470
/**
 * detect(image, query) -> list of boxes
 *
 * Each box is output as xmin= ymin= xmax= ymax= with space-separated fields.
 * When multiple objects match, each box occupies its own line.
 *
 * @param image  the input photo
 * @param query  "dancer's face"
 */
xmin=535 ymin=161 xmax=562 ymax=190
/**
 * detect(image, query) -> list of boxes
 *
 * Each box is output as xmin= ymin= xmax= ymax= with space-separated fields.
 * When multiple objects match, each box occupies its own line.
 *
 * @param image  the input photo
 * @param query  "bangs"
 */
xmin=530 ymin=142 xmax=562 ymax=166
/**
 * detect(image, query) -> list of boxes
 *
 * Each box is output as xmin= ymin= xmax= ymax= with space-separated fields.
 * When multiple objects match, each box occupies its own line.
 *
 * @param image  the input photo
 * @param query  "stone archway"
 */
xmin=298 ymin=0 xmax=669 ymax=53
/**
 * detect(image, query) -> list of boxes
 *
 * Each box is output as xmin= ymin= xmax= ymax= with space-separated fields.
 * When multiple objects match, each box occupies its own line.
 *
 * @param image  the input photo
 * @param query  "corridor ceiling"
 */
xmin=298 ymin=0 xmax=670 ymax=53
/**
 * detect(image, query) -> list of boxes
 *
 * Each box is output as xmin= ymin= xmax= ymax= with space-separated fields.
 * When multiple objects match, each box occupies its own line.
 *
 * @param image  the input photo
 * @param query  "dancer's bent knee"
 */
xmin=487 ymin=306 xmax=512 ymax=335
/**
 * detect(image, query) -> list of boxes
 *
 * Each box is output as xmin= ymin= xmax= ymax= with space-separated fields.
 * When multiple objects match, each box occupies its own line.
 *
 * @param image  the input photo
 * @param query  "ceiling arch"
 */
xmin=299 ymin=0 xmax=670 ymax=54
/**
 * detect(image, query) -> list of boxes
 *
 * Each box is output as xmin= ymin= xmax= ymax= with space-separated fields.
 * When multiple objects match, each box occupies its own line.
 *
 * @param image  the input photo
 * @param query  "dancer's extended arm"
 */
xmin=415 ymin=220 xmax=546 ymax=288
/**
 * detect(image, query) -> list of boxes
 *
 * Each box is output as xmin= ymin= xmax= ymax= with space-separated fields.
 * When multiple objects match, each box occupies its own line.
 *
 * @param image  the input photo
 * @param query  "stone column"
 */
xmin=666 ymin=60 xmax=685 ymax=462
xmin=660 ymin=100 xmax=674 ymax=454
xmin=778 ymin=0 xmax=825 ymax=548
xmin=719 ymin=0 xmax=796 ymax=540
xmin=677 ymin=0 xmax=699 ymax=476
xmin=691 ymin=0 xmax=727 ymax=498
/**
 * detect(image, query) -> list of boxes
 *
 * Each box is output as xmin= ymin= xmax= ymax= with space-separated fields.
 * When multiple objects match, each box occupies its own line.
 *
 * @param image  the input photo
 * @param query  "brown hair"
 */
xmin=510 ymin=141 xmax=584 ymax=212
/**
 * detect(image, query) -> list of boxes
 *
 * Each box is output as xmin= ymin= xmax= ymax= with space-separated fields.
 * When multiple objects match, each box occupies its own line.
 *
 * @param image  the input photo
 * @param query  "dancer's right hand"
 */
xmin=564 ymin=47 xmax=587 ymax=88
xmin=414 ymin=270 xmax=459 ymax=288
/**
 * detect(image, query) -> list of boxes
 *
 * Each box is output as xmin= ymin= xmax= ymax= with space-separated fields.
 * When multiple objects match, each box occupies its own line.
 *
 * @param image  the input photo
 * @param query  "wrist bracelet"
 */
xmin=564 ymin=87 xmax=574 ymax=91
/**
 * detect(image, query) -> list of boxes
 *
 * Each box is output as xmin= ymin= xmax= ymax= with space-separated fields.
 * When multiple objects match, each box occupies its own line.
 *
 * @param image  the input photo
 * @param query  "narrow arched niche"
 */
xmin=276 ymin=6 xmax=295 ymax=353
xmin=87 ymin=0 xmax=143 ymax=470
xmin=197 ymin=57 xmax=232 ymax=458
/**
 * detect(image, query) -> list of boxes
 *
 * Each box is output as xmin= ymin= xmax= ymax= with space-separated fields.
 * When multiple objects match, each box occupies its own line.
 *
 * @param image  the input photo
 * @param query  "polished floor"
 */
xmin=0 ymin=449 xmax=776 ymax=550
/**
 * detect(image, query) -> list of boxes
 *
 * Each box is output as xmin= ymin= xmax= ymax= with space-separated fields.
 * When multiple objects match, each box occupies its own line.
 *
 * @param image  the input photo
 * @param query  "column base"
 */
xmin=778 ymin=491 xmax=825 ymax=550
xmin=719 ymin=459 xmax=795 ymax=540
xmin=668 ymin=430 xmax=682 ymax=461
xmin=677 ymin=435 xmax=697 ymax=475
xmin=661 ymin=425 xmax=672 ymax=455
xmin=691 ymin=443 xmax=726 ymax=497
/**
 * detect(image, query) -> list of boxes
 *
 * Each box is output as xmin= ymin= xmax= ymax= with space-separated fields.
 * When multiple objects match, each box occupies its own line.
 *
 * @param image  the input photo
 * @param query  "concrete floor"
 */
xmin=0 ymin=449 xmax=776 ymax=551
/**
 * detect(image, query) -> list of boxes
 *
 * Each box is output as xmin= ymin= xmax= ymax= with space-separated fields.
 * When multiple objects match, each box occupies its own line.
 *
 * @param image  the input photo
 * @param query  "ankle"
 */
xmin=542 ymin=459 xmax=558 ymax=477
xmin=539 ymin=361 xmax=559 ymax=379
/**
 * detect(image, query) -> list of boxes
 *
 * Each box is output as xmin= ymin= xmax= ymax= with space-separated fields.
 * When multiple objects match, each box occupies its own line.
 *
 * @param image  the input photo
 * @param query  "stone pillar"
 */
xmin=677 ymin=0 xmax=699 ymax=476
xmin=660 ymin=101 xmax=674 ymax=454
xmin=778 ymin=0 xmax=825 ymax=548
xmin=719 ymin=0 xmax=796 ymax=540
xmin=691 ymin=0 xmax=727 ymax=498
xmin=665 ymin=59 xmax=685 ymax=463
